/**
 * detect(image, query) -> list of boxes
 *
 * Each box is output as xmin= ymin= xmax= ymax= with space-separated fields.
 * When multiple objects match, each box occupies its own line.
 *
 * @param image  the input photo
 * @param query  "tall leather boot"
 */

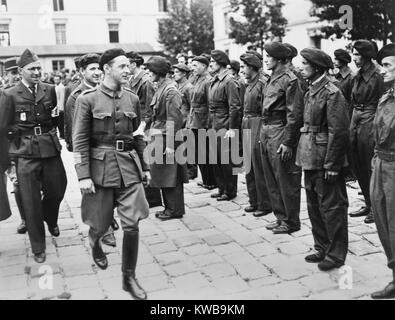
xmin=122 ymin=231 xmax=147 ymax=300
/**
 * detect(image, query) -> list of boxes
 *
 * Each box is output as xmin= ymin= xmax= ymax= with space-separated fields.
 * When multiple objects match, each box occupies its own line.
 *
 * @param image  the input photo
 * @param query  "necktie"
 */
xmin=29 ymin=85 xmax=36 ymax=98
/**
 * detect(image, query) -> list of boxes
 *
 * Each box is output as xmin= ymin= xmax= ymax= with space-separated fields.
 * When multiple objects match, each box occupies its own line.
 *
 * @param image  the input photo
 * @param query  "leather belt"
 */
xmin=377 ymin=151 xmax=395 ymax=162
xmin=300 ymin=125 xmax=322 ymax=133
xmin=262 ymin=118 xmax=286 ymax=125
xmin=353 ymin=104 xmax=376 ymax=112
xmin=19 ymin=126 xmax=54 ymax=136
xmin=91 ymin=140 xmax=135 ymax=152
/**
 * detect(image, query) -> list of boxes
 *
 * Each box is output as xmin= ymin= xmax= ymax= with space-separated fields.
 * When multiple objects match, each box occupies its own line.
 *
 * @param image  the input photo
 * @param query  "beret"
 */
xmin=127 ymin=51 xmax=145 ymax=65
xmin=301 ymin=48 xmax=334 ymax=70
xmin=229 ymin=60 xmax=240 ymax=72
xmin=99 ymin=48 xmax=126 ymax=70
xmin=173 ymin=63 xmax=190 ymax=73
xmin=4 ymin=57 xmax=18 ymax=71
xmin=377 ymin=43 xmax=395 ymax=65
xmin=353 ymin=40 xmax=376 ymax=59
xmin=240 ymin=53 xmax=263 ymax=69
xmin=145 ymin=56 xmax=171 ymax=75
xmin=264 ymin=42 xmax=291 ymax=60
xmin=334 ymin=49 xmax=352 ymax=64
xmin=283 ymin=43 xmax=298 ymax=58
xmin=246 ymin=50 xmax=263 ymax=61
xmin=17 ymin=49 xmax=39 ymax=68
xmin=79 ymin=53 xmax=100 ymax=69
xmin=192 ymin=55 xmax=210 ymax=67
xmin=211 ymin=50 xmax=230 ymax=66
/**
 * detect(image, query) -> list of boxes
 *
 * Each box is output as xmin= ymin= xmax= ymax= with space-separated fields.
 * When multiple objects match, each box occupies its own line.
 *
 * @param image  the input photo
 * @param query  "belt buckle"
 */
xmin=116 ymin=140 xmax=125 ymax=152
xmin=34 ymin=126 xmax=42 ymax=136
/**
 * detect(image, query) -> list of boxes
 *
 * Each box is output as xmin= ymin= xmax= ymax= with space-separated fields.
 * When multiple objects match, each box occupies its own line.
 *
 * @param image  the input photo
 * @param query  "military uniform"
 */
xmin=208 ymin=69 xmax=242 ymax=198
xmin=259 ymin=64 xmax=303 ymax=230
xmin=0 ymin=81 xmax=67 ymax=254
xmin=297 ymin=74 xmax=350 ymax=265
xmin=335 ymin=66 xmax=354 ymax=114
xmin=64 ymin=78 xmax=81 ymax=106
xmin=350 ymin=62 xmax=384 ymax=212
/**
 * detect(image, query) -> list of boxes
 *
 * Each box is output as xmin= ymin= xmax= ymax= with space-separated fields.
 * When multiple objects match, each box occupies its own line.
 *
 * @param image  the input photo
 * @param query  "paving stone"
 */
xmin=246 ymin=243 xmax=279 ymax=258
xmin=348 ymin=241 xmax=382 ymax=256
xmin=27 ymin=263 xmax=62 ymax=278
xmin=277 ymin=241 xmax=311 ymax=255
xmin=173 ymin=235 xmax=203 ymax=248
xmin=261 ymin=232 xmax=294 ymax=245
xmin=156 ymin=251 xmax=187 ymax=266
xmin=212 ymin=242 xmax=244 ymax=256
xmin=216 ymin=203 xmax=241 ymax=213
xmin=27 ymin=275 xmax=65 ymax=300
xmin=0 ymin=289 xmax=28 ymax=300
xmin=141 ymin=234 xmax=167 ymax=246
xmin=223 ymin=252 xmax=256 ymax=266
xmin=203 ymin=234 xmax=234 ymax=246
xmin=148 ymin=241 xmax=178 ymax=255
xmin=139 ymin=274 xmax=172 ymax=293
xmin=63 ymin=263 xmax=95 ymax=277
xmin=234 ymin=262 xmax=271 ymax=280
xmin=299 ymin=273 xmax=338 ymax=294
xmin=69 ymin=287 xmax=106 ymax=300
xmin=57 ymin=246 xmax=88 ymax=257
xmin=202 ymin=263 xmax=237 ymax=280
xmin=171 ymin=273 xmax=211 ymax=291
xmin=137 ymin=263 xmax=164 ymax=278
xmin=211 ymin=276 xmax=250 ymax=295
xmin=0 ymin=275 xmax=27 ymax=292
xmin=308 ymin=289 xmax=353 ymax=300
xmin=163 ymin=262 xmax=197 ymax=277
xmin=349 ymin=225 xmax=377 ymax=236
xmin=0 ymin=254 xmax=26 ymax=268
xmin=254 ymin=280 xmax=310 ymax=299
xmin=248 ymin=276 xmax=281 ymax=288
xmin=182 ymin=216 xmax=213 ymax=231
xmin=186 ymin=201 xmax=210 ymax=209
xmin=191 ymin=253 xmax=224 ymax=267
xmin=54 ymin=237 xmax=84 ymax=248
xmin=1 ymin=264 xmax=26 ymax=277
xmin=65 ymin=275 xmax=99 ymax=291
xmin=362 ymin=233 xmax=383 ymax=247
xmin=224 ymin=229 xmax=263 ymax=246
xmin=182 ymin=244 xmax=213 ymax=256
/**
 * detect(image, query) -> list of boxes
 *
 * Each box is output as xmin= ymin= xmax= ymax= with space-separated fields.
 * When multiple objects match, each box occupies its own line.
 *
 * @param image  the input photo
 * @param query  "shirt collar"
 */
xmin=216 ymin=68 xmax=229 ymax=81
xmin=83 ymin=80 xmax=96 ymax=90
xmin=21 ymin=79 xmax=37 ymax=91
xmin=359 ymin=62 xmax=377 ymax=82
xmin=309 ymin=74 xmax=330 ymax=96
xmin=311 ymin=72 xmax=327 ymax=86
xmin=99 ymin=83 xmax=123 ymax=98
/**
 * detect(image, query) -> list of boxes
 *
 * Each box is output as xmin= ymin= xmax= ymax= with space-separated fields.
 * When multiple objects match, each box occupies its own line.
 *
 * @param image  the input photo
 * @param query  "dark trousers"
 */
xmin=14 ymin=185 xmax=26 ymax=221
xmin=305 ymin=170 xmax=349 ymax=264
xmin=0 ymin=174 xmax=11 ymax=222
xmin=260 ymin=124 xmax=301 ymax=228
xmin=16 ymin=156 xmax=67 ymax=254
xmin=192 ymin=129 xmax=216 ymax=186
xmin=371 ymin=158 xmax=395 ymax=270
xmin=58 ymin=111 xmax=65 ymax=139
xmin=145 ymin=187 xmax=163 ymax=208
xmin=161 ymin=171 xmax=186 ymax=217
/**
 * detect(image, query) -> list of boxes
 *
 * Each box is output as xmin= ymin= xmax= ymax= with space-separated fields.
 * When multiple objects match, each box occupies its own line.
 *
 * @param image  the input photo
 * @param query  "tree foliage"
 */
xmin=310 ymin=0 xmax=395 ymax=44
xmin=228 ymin=0 xmax=288 ymax=52
xmin=158 ymin=0 xmax=215 ymax=57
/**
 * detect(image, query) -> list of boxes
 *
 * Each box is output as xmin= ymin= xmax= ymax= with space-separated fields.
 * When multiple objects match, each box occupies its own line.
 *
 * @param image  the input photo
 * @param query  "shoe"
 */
xmin=371 ymin=282 xmax=395 ymax=299
xmin=244 ymin=206 xmax=257 ymax=213
xmin=102 ymin=233 xmax=117 ymax=247
xmin=364 ymin=213 xmax=375 ymax=224
xmin=318 ymin=259 xmax=343 ymax=271
xmin=122 ymin=231 xmax=147 ymax=300
xmin=17 ymin=220 xmax=27 ymax=234
xmin=349 ymin=207 xmax=370 ymax=217
xmin=34 ymin=252 xmax=46 ymax=264
xmin=305 ymin=252 xmax=325 ymax=263
xmin=272 ymin=224 xmax=300 ymax=235
xmin=253 ymin=210 xmax=272 ymax=218
xmin=92 ymin=240 xmax=108 ymax=270
xmin=217 ymin=194 xmax=236 ymax=202
xmin=266 ymin=221 xmax=282 ymax=230
xmin=111 ymin=219 xmax=120 ymax=231
xmin=211 ymin=192 xmax=223 ymax=199
xmin=156 ymin=212 xmax=183 ymax=221
xmin=48 ymin=225 xmax=60 ymax=237
xmin=206 ymin=185 xmax=218 ymax=191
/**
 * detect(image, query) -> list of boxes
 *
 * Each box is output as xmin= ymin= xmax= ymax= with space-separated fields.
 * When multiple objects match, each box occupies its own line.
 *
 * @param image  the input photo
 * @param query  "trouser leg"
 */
xmin=58 ymin=111 xmax=65 ymax=139
xmin=144 ymin=186 xmax=163 ymax=208
xmin=253 ymin=142 xmax=272 ymax=211
xmin=14 ymin=184 xmax=26 ymax=221
xmin=246 ymin=164 xmax=258 ymax=207
xmin=161 ymin=171 xmax=185 ymax=217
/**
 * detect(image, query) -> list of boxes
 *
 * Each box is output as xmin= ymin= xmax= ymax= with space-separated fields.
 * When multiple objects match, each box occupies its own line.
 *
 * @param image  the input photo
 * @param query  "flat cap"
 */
xmin=334 ymin=49 xmax=352 ymax=64
xmin=145 ymin=56 xmax=171 ymax=75
xmin=173 ymin=63 xmax=190 ymax=73
xmin=283 ymin=43 xmax=298 ymax=59
xmin=211 ymin=50 xmax=230 ymax=66
xmin=127 ymin=51 xmax=145 ymax=65
xmin=229 ymin=60 xmax=240 ymax=72
xmin=79 ymin=53 xmax=100 ymax=69
xmin=377 ymin=43 xmax=395 ymax=65
xmin=17 ymin=49 xmax=39 ymax=68
xmin=4 ymin=57 xmax=18 ymax=71
xmin=99 ymin=48 xmax=126 ymax=71
xmin=301 ymin=48 xmax=334 ymax=70
xmin=264 ymin=42 xmax=291 ymax=60
xmin=240 ymin=53 xmax=263 ymax=70
xmin=246 ymin=50 xmax=263 ymax=61
xmin=192 ymin=55 xmax=210 ymax=67
xmin=353 ymin=40 xmax=377 ymax=59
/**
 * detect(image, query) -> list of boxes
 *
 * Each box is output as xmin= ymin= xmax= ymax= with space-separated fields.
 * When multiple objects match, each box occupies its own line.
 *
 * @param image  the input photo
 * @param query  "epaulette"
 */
xmin=285 ymin=69 xmax=297 ymax=81
xmin=70 ymin=88 xmax=83 ymax=97
xmin=324 ymin=81 xmax=339 ymax=94
xmin=80 ymin=87 xmax=97 ymax=96
xmin=123 ymin=86 xmax=133 ymax=93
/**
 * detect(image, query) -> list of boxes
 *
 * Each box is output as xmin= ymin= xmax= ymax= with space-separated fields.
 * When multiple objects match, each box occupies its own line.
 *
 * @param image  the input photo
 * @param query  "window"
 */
xmin=53 ymin=0 xmax=64 ymax=11
xmin=108 ymin=23 xmax=119 ymax=43
xmin=55 ymin=24 xmax=66 ymax=44
xmin=158 ymin=0 xmax=168 ymax=12
xmin=52 ymin=60 xmax=65 ymax=72
xmin=0 ymin=0 xmax=8 ymax=12
xmin=107 ymin=0 xmax=117 ymax=12
xmin=0 ymin=24 xmax=10 ymax=47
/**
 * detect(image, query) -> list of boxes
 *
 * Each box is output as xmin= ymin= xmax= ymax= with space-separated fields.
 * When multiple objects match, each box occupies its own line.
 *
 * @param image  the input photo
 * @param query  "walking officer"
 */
xmin=73 ymin=48 xmax=149 ymax=300
xmin=260 ymin=42 xmax=304 ymax=234
xmin=298 ymin=48 xmax=350 ymax=271
xmin=0 ymin=49 xmax=67 ymax=264
xmin=208 ymin=50 xmax=242 ymax=202
xmin=370 ymin=44 xmax=395 ymax=299
xmin=239 ymin=53 xmax=272 ymax=217
xmin=349 ymin=40 xmax=384 ymax=224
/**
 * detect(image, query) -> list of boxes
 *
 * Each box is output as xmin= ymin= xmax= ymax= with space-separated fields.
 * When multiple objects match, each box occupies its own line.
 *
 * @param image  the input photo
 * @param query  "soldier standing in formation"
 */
xmin=73 ymin=49 xmax=149 ymax=299
xmin=0 ymin=49 xmax=67 ymax=263
xmin=333 ymin=49 xmax=354 ymax=113
xmin=298 ymin=48 xmax=350 ymax=271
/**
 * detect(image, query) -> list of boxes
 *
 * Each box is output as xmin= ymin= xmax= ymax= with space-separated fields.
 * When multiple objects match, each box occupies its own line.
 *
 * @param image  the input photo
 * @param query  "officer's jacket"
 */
xmin=149 ymin=78 xmax=184 ymax=137
xmin=296 ymin=75 xmax=350 ymax=171
xmin=0 ymin=81 xmax=60 ymax=159
xmin=351 ymin=62 xmax=384 ymax=121
xmin=65 ymin=79 xmax=81 ymax=106
xmin=243 ymin=74 xmax=266 ymax=118
xmin=262 ymin=65 xmax=304 ymax=148
xmin=73 ymin=83 xmax=147 ymax=189
xmin=208 ymin=69 xmax=241 ymax=130
xmin=64 ymin=81 xmax=93 ymax=152
xmin=187 ymin=72 xmax=211 ymax=129
xmin=130 ymin=71 xmax=155 ymax=123
xmin=374 ymin=89 xmax=395 ymax=154
xmin=177 ymin=79 xmax=194 ymax=126
xmin=335 ymin=66 xmax=354 ymax=104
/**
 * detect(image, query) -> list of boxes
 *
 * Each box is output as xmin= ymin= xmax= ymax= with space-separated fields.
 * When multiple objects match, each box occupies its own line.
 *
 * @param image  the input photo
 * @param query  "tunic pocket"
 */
xmin=124 ymin=111 xmax=138 ymax=132
xmin=92 ymin=112 xmax=112 ymax=133
xmin=15 ymin=105 xmax=32 ymax=123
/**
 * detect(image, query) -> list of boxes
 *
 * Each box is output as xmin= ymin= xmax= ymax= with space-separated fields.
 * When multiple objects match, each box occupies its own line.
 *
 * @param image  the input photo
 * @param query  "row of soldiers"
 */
xmin=1 ymin=40 xmax=395 ymax=300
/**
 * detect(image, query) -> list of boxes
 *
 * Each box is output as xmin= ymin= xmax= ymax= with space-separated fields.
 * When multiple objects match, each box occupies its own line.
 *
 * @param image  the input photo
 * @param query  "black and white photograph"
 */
xmin=0 ymin=0 xmax=395 ymax=305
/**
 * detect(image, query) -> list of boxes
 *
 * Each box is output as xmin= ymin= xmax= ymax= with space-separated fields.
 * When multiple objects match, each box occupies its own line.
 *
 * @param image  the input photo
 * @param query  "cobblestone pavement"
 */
xmin=0 ymin=144 xmax=392 ymax=300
